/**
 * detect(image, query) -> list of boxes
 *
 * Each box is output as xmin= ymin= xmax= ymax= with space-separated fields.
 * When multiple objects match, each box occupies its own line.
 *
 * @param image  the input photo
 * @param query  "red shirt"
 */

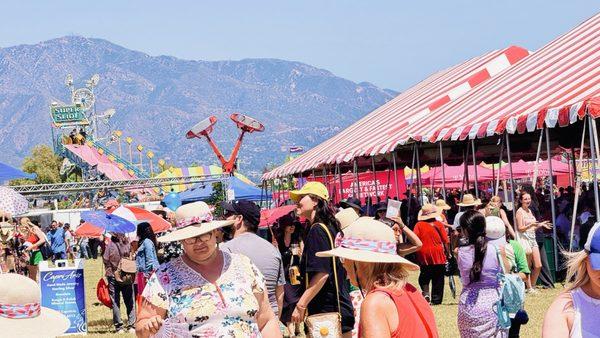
xmin=361 ymin=284 xmax=439 ymax=338
xmin=414 ymin=220 xmax=448 ymax=265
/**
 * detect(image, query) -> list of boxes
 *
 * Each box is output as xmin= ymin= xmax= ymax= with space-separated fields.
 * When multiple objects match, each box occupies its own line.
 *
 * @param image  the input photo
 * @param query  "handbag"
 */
xmin=494 ymin=248 xmax=525 ymax=329
xmin=305 ymin=223 xmax=342 ymax=338
xmin=114 ymin=244 xmax=136 ymax=285
xmin=96 ymin=278 xmax=113 ymax=308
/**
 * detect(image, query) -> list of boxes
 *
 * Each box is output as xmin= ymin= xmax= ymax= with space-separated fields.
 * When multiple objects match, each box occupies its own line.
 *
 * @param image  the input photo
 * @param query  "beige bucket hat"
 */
xmin=157 ymin=201 xmax=234 ymax=243
xmin=418 ymin=204 xmax=441 ymax=221
xmin=457 ymin=194 xmax=482 ymax=207
xmin=0 ymin=273 xmax=70 ymax=338
xmin=335 ymin=208 xmax=360 ymax=231
xmin=316 ymin=217 xmax=419 ymax=269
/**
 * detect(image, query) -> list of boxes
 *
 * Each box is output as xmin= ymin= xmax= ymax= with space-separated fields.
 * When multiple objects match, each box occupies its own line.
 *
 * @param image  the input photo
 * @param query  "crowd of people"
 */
xmin=1 ymin=180 xmax=600 ymax=337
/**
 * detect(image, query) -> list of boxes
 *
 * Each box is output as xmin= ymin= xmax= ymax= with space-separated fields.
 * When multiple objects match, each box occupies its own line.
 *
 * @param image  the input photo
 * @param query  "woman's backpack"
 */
xmin=114 ymin=244 xmax=136 ymax=285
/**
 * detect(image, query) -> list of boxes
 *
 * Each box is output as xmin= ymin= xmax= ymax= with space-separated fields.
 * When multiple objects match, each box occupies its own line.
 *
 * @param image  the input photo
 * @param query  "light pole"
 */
xmin=137 ymin=145 xmax=144 ymax=171
xmin=125 ymin=137 xmax=133 ymax=163
xmin=158 ymin=159 xmax=166 ymax=173
xmin=147 ymin=151 xmax=155 ymax=176
xmin=114 ymin=130 xmax=123 ymax=157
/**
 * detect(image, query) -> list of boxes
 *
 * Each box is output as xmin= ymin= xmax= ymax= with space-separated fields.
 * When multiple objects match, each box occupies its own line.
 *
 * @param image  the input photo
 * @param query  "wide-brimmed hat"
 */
xmin=157 ymin=201 xmax=234 ymax=243
xmin=316 ymin=217 xmax=418 ymax=269
xmin=289 ymin=182 xmax=329 ymax=202
xmin=417 ymin=204 xmax=441 ymax=221
xmin=0 ymin=273 xmax=70 ymax=338
xmin=340 ymin=197 xmax=362 ymax=211
xmin=19 ymin=217 xmax=36 ymax=228
xmin=335 ymin=208 xmax=360 ymax=231
xmin=435 ymin=199 xmax=451 ymax=211
xmin=457 ymin=194 xmax=482 ymax=207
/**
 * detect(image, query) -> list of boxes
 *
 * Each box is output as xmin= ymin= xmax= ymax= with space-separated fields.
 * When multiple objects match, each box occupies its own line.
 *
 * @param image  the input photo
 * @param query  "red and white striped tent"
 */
xmin=413 ymin=13 xmax=600 ymax=143
xmin=264 ymin=46 xmax=529 ymax=179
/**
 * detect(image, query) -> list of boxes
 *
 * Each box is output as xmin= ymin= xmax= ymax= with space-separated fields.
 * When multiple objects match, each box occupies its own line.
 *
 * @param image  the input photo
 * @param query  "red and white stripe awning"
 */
xmin=263 ymin=45 xmax=529 ymax=179
xmin=413 ymin=13 xmax=600 ymax=143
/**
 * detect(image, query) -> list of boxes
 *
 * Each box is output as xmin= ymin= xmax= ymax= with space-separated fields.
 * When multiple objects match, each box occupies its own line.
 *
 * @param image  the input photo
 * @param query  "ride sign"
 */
xmin=51 ymin=105 xmax=89 ymax=126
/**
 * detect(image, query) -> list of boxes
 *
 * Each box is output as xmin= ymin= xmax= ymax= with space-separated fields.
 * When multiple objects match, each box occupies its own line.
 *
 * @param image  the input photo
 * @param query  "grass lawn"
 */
xmin=75 ymin=258 xmax=562 ymax=337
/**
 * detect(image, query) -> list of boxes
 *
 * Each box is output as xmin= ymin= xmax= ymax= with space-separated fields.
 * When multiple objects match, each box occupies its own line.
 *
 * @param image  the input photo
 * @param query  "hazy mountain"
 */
xmin=0 ymin=36 xmax=396 ymax=180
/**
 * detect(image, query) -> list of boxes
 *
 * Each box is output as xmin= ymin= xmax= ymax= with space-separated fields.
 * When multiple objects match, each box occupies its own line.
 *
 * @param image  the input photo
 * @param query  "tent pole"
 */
xmin=439 ymin=142 xmax=447 ymax=200
xmin=588 ymin=116 xmax=600 ymax=217
xmin=372 ymin=156 xmax=379 ymax=201
xmin=545 ymin=126 xmax=559 ymax=273
xmin=570 ymin=118 xmax=587 ymax=251
xmin=532 ymin=130 xmax=544 ymax=188
xmin=353 ymin=159 xmax=360 ymax=199
xmin=407 ymin=146 xmax=417 ymax=226
xmin=571 ymin=145 xmax=578 ymax=188
xmin=472 ymin=139 xmax=479 ymax=199
xmin=392 ymin=152 xmax=400 ymax=199
xmin=322 ymin=166 xmax=328 ymax=200
xmin=505 ymin=132 xmax=517 ymax=230
xmin=496 ymin=137 xmax=505 ymax=196
xmin=415 ymin=143 xmax=422 ymax=206
xmin=337 ymin=163 xmax=344 ymax=201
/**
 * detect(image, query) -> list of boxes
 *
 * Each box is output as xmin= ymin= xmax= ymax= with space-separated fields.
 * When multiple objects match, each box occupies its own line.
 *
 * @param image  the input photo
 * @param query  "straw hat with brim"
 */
xmin=435 ymin=199 xmax=451 ymax=211
xmin=335 ymin=208 xmax=360 ymax=231
xmin=157 ymin=201 xmax=233 ymax=243
xmin=457 ymin=194 xmax=482 ymax=207
xmin=289 ymin=182 xmax=329 ymax=202
xmin=418 ymin=204 xmax=441 ymax=221
xmin=0 ymin=273 xmax=70 ymax=338
xmin=317 ymin=217 xmax=419 ymax=269
xmin=19 ymin=217 xmax=36 ymax=228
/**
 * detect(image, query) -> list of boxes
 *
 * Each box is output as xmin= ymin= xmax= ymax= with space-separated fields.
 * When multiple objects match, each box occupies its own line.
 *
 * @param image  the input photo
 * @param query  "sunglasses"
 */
xmin=182 ymin=232 xmax=213 ymax=244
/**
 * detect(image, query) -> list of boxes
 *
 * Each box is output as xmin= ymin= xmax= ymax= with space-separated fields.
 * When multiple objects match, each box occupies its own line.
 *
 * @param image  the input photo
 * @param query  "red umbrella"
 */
xmin=74 ymin=222 xmax=103 ymax=238
xmin=259 ymin=205 xmax=297 ymax=228
xmin=111 ymin=206 xmax=172 ymax=234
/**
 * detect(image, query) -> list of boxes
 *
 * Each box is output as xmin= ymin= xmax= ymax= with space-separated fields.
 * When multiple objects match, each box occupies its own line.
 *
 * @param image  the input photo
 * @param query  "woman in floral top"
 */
xmin=135 ymin=201 xmax=281 ymax=338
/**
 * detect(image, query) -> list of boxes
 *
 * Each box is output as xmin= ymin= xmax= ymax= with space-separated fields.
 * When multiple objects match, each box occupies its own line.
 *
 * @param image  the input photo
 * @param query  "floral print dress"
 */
xmin=142 ymin=251 xmax=266 ymax=337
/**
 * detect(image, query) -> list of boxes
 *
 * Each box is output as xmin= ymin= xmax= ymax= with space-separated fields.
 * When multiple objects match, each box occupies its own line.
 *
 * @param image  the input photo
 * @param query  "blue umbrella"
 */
xmin=80 ymin=210 xmax=136 ymax=233
xmin=0 ymin=162 xmax=36 ymax=183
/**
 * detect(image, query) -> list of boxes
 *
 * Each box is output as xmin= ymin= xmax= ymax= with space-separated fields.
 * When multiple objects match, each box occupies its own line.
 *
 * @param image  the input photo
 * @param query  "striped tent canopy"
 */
xmin=419 ymin=12 xmax=600 ymax=143
xmin=156 ymin=165 xmax=254 ymax=192
xmin=264 ymin=46 xmax=529 ymax=179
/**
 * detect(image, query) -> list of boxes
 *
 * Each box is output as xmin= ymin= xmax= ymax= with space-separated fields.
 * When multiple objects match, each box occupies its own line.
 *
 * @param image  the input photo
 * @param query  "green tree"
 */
xmin=14 ymin=145 xmax=62 ymax=184
xmin=207 ymin=182 xmax=225 ymax=216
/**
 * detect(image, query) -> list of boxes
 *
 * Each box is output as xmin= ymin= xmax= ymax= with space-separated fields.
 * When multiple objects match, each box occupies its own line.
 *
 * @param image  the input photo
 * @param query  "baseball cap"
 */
xmin=289 ymin=181 xmax=329 ymax=202
xmin=485 ymin=216 xmax=507 ymax=247
xmin=220 ymin=200 xmax=261 ymax=227
xmin=584 ymin=221 xmax=600 ymax=270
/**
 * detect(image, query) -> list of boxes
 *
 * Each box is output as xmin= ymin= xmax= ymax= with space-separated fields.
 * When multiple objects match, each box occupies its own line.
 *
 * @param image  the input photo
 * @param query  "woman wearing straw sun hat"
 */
xmin=317 ymin=217 xmax=439 ymax=337
xmin=135 ymin=201 xmax=281 ymax=338
xmin=0 ymin=273 xmax=70 ymax=338
xmin=414 ymin=204 xmax=450 ymax=305
xmin=289 ymin=181 xmax=355 ymax=337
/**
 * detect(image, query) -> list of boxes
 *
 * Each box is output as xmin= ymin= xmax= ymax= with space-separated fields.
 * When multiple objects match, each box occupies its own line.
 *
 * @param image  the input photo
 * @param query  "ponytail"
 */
xmin=459 ymin=209 xmax=488 ymax=283
xmin=470 ymin=232 xmax=487 ymax=283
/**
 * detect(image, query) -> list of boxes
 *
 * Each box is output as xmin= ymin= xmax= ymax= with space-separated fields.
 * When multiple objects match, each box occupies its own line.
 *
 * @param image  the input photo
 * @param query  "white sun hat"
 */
xmin=157 ymin=201 xmax=234 ymax=243
xmin=316 ymin=217 xmax=419 ymax=270
xmin=0 ymin=273 xmax=70 ymax=338
xmin=335 ymin=208 xmax=360 ymax=231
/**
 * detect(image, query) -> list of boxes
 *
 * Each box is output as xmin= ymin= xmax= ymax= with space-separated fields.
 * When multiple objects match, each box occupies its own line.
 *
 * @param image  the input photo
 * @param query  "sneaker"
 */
xmin=128 ymin=328 xmax=136 ymax=334
xmin=115 ymin=328 xmax=124 ymax=334
xmin=423 ymin=294 xmax=431 ymax=303
xmin=526 ymin=288 xmax=539 ymax=294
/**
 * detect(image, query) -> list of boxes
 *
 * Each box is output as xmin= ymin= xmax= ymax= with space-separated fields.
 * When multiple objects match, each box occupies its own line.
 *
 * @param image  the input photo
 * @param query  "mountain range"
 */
xmin=0 ymin=36 xmax=396 ymax=180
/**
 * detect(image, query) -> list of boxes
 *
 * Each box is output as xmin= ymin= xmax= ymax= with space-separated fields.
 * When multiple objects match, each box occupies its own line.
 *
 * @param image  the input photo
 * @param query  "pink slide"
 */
xmin=64 ymin=144 xmax=136 ymax=180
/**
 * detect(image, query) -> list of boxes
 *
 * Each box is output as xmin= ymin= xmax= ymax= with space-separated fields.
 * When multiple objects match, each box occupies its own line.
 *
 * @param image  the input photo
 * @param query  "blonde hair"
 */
xmin=563 ymin=250 xmax=590 ymax=292
xmin=360 ymin=262 xmax=409 ymax=291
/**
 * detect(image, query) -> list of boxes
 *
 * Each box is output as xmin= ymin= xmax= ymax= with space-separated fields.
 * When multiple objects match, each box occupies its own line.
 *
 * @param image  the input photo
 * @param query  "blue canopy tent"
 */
xmin=0 ymin=162 xmax=36 ymax=183
xmin=180 ymin=176 xmax=269 ymax=202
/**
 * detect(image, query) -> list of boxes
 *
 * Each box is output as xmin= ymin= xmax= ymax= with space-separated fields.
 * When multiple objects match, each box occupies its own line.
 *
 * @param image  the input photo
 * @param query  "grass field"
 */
xmin=74 ymin=258 xmax=562 ymax=337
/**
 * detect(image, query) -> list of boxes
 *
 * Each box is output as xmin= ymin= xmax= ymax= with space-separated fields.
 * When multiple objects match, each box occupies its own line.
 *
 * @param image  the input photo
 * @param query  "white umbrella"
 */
xmin=111 ymin=205 xmax=139 ymax=241
xmin=0 ymin=186 xmax=28 ymax=216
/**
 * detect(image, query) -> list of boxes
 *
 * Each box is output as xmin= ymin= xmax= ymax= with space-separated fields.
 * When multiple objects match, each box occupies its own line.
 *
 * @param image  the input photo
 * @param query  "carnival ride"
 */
xmin=187 ymin=113 xmax=265 ymax=173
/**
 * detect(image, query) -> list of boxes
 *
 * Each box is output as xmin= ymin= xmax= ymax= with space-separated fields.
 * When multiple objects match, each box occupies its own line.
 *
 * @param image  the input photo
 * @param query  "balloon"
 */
xmin=163 ymin=192 xmax=182 ymax=211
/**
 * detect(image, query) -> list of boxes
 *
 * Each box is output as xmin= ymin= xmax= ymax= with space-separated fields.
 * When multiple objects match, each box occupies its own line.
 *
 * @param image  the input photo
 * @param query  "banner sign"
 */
xmin=39 ymin=259 xmax=87 ymax=335
xmin=50 ymin=105 xmax=89 ymax=126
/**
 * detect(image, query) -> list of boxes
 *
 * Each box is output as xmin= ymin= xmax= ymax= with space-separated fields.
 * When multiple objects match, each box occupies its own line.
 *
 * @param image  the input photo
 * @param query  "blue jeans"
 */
xmin=79 ymin=243 xmax=90 ymax=259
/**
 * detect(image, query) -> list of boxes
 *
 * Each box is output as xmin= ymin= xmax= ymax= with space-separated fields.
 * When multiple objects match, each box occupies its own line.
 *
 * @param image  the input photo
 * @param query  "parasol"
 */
xmin=259 ymin=205 xmax=297 ymax=228
xmin=0 ymin=186 xmax=28 ymax=216
xmin=111 ymin=205 xmax=171 ymax=233
xmin=80 ymin=210 xmax=136 ymax=233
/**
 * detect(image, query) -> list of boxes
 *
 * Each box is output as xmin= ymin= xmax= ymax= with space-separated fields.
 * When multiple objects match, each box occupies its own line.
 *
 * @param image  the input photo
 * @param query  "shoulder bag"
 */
xmin=305 ymin=223 xmax=342 ymax=338
xmin=494 ymin=247 xmax=525 ymax=329
xmin=114 ymin=244 xmax=136 ymax=285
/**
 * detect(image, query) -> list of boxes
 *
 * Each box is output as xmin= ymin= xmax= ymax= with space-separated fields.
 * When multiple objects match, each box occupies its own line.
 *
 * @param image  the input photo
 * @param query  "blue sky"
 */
xmin=1 ymin=1 xmax=598 ymax=90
